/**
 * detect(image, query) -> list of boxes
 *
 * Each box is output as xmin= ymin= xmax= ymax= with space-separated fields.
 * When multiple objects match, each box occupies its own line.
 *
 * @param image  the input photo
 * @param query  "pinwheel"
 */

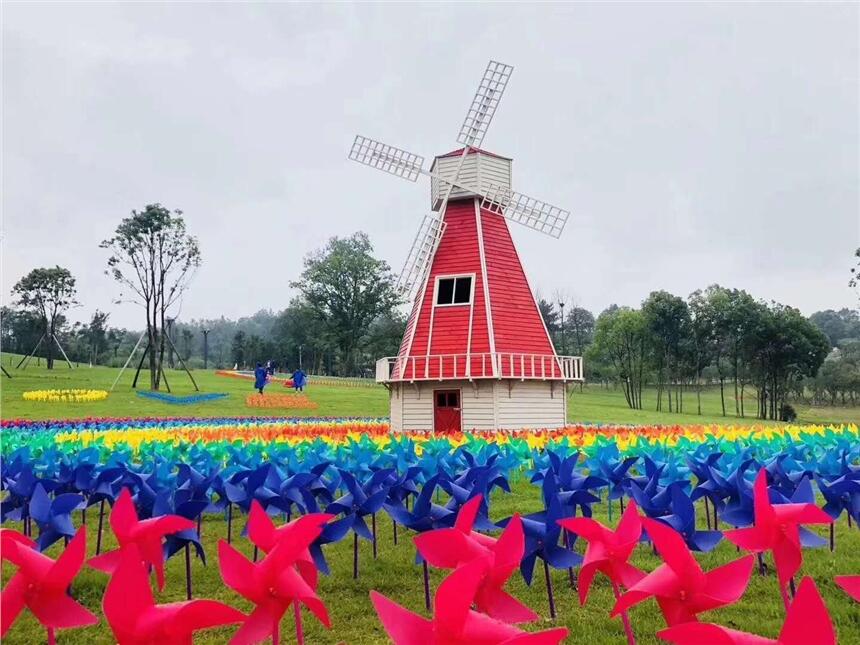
xmin=154 ymin=489 xmax=208 ymax=599
xmin=724 ymin=469 xmax=833 ymax=608
xmin=500 ymin=496 xmax=581 ymax=619
xmin=657 ymin=577 xmax=835 ymax=645
xmin=1 ymin=528 xmax=98 ymax=643
xmin=88 ymin=487 xmax=195 ymax=590
xmin=325 ymin=469 xmax=388 ymax=578
xmin=28 ymin=483 xmax=83 ymax=551
xmin=613 ymin=518 xmax=754 ymax=627
xmin=816 ymin=473 xmax=860 ymax=550
xmin=558 ymin=500 xmax=644 ymax=645
xmin=219 ymin=518 xmax=332 ymax=645
xmin=0 ymin=464 xmax=46 ymax=535
xmin=656 ymin=485 xmax=722 ymax=552
xmin=589 ymin=450 xmax=638 ymax=522
xmin=0 ymin=527 xmax=36 ymax=554
xmin=415 ymin=495 xmax=538 ymax=624
xmin=103 ymin=544 xmax=244 ymax=644
xmin=835 ymin=575 xmax=860 ymax=603
xmin=370 ymin=558 xmax=569 ymax=645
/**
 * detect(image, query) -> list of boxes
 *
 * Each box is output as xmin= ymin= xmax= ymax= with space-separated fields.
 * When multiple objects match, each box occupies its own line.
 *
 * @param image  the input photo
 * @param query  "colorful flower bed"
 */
xmin=21 ymin=388 xmax=108 ymax=403
xmin=1 ymin=418 xmax=858 ymax=643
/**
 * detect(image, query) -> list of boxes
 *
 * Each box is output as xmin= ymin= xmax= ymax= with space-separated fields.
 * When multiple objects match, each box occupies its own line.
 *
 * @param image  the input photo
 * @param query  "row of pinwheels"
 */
xmin=3 ymin=474 xmax=858 ymax=644
xmin=21 ymin=389 xmax=109 ymax=403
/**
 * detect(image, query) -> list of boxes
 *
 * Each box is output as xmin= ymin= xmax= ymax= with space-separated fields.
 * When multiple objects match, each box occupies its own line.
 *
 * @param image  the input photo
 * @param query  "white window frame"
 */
xmin=433 ymin=273 xmax=476 ymax=307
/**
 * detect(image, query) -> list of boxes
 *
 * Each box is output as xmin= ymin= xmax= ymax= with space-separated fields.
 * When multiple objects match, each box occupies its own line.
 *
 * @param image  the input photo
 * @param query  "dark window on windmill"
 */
xmin=436 ymin=276 xmax=472 ymax=306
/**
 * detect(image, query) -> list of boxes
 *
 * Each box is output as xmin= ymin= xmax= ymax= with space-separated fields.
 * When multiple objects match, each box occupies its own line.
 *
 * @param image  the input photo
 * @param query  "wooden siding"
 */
xmin=495 ymin=380 xmax=566 ymax=429
xmin=431 ymin=152 xmax=512 ymax=211
xmin=389 ymin=384 xmax=404 ymax=431
xmin=399 ymin=384 xmax=434 ymax=432
xmin=480 ymin=208 xmax=556 ymax=355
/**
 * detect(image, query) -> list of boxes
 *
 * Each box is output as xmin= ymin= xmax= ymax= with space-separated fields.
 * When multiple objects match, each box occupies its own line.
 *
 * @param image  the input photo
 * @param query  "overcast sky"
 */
xmin=2 ymin=2 xmax=858 ymax=329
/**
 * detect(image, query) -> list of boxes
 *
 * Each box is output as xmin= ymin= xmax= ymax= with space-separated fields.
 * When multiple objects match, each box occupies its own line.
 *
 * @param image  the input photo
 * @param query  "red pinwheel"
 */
xmin=219 ymin=513 xmax=333 ymax=645
xmin=88 ymin=487 xmax=195 ymax=590
xmin=370 ymin=558 xmax=569 ymax=645
xmin=724 ymin=469 xmax=833 ymax=607
xmin=613 ymin=517 xmax=754 ymax=627
xmin=657 ymin=577 xmax=835 ymax=644
xmin=246 ymin=499 xmax=332 ymax=589
xmin=558 ymin=499 xmax=645 ymax=606
xmin=1 ymin=527 xmax=36 ymax=554
xmin=835 ymin=575 xmax=860 ymax=603
xmin=103 ymin=544 xmax=245 ymax=644
xmin=558 ymin=498 xmax=644 ymax=645
xmin=2 ymin=528 xmax=98 ymax=643
xmin=414 ymin=495 xmax=538 ymax=624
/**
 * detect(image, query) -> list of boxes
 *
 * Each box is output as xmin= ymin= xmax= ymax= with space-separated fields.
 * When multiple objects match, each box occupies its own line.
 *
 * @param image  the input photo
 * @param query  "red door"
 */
xmin=433 ymin=389 xmax=462 ymax=433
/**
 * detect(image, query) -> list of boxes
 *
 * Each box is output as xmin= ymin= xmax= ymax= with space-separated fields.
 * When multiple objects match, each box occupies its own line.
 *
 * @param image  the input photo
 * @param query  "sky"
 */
xmin=2 ymin=2 xmax=858 ymax=329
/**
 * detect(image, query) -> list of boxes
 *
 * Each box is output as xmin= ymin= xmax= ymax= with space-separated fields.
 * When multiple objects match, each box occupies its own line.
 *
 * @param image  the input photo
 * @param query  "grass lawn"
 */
xmin=2 ymin=480 xmax=859 ymax=644
xmin=2 ymin=354 xmax=858 ymax=427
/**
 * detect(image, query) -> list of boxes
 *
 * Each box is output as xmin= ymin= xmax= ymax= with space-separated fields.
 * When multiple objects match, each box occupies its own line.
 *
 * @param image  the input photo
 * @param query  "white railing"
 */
xmin=375 ymin=353 xmax=583 ymax=383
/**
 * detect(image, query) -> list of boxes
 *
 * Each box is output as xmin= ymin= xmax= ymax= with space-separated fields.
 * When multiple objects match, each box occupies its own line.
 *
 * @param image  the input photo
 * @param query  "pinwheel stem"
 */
xmin=830 ymin=523 xmax=835 ymax=551
xmin=47 ymin=628 xmax=56 ymax=645
xmin=353 ymin=532 xmax=359 ymax=579
xmin=713 ymin=503 xmax=718 ymax=529
xmin=704 ymin=498 xmax=711 ymax=530
xmin=422 ymin=560 xmax=431 ymax=610
xmin=848 ymin=513 xmax=853 ymax=528
xmin=185 ymin=543 xmax=192 ymax=600
xmin=96 ymin=500 xmax=105 ymax=554
xmin=779 ymin=581 xmax=791 ymax=611
xmin=227 ymin=504 xmax=233 ymax=544
xmin=757 ymin=553 xmax=767 ymax=576
xmin=294 ymin=600 xmax=304 ymax=645
xmin=372 ymin=513 xmax=378 ymax=559
xmin=789 ymin=577 xmax=797 ymax=599
xmin=611 ymin=580 xmax=637 ymax=645
xmin=254 ymin=545 xmax=259 ymax=562
xmin=272 ymin=617 xmax=280 ymax=645
xmin=393 ymin=520 xmax=398 ymax=545
xmin=564 ymin=531 xmax=577 ymax=589
xmin=608 ymin=496 xmax=613 ymax=523
xmin=81 ymin=507 xmax=86 ymax=526
xmin=197 ymin=515 xmax=202 ymax=539
xmin=542 ymin=557 xmax=557 ymax=619
xmin=619 ymin=497 xmax=625 ymax=514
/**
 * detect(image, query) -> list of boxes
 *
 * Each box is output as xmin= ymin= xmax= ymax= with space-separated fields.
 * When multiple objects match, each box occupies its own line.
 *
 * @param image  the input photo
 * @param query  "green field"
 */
xmin=2 ymin=357 xmax=859 ymax=643
xmin=2 ymin=355 xmax=858 ymax=427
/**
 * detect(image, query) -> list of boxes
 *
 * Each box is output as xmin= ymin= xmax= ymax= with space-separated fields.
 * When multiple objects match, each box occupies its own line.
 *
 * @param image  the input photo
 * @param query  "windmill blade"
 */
xmin=396 ymin=214 xmax=446 ymax=297
xmin=457 ymin=60 xmax=514 ymax=148
xmin=349 ymin=135 xmax=425 ymax=181
xmin=481 ymin=183 xmax=570 ymax=239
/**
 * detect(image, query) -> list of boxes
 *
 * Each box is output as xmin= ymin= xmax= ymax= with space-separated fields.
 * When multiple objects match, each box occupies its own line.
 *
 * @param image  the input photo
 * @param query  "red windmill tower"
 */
xmin=350 ymin=60 xmax=582 ymax=432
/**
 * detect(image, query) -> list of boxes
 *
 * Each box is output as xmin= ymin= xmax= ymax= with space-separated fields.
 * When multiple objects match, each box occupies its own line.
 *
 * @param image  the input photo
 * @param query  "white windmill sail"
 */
xmin=349 ymin=136 xmax=425 ymax=181
xmin=396 ymin=214 xmax=446 ymax=298
xmin=457 ymin=61 xmax=514 ymax=148
xmin=480 ymin=183 xmax=570 ymax=239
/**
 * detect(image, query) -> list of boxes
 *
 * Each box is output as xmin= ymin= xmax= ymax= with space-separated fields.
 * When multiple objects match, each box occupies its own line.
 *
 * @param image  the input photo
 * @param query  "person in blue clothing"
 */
xmin=291 ymin=368 xmax=307 ymax=392
xmin=254 ymin=362 xmax=268 ymax=395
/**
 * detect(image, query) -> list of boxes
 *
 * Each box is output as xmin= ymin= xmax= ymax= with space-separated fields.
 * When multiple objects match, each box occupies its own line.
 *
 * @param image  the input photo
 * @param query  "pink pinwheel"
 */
xmin=370 ymin=558 xmax=569 ymax=645
xmin=2 ymin=528 xmax=98 ymax=643
xmin=835 ymin=575 xmax=860 ymax=603
xmin=724 ymin=469 xmax=832 ymax=607
xmin=657 ymin=577 xmax=835 ymax=644
xmin=613 ymin=517 xmax=754 ymax=627
xmin=557 ymin=498 xmax=645 ymax=606
xmin=103 ymin=544 xmax=245 ymax=644
xmin=1 ymin=527 xmax=36 ymax=555
xmin=414 ymin=495 xmax=537 ymax=623
xmin=219 ymin=512 xmax=333 ymax=645
xmin=246 ymin=499 xmax=332 ymax=589
xmin=88 ymin=487 xmax=194 ymax=591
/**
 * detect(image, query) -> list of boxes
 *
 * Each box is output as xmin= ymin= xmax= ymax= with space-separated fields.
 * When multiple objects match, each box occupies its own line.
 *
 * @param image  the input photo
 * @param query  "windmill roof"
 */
xmin=434 ymin=147 xmax=512 ymax=161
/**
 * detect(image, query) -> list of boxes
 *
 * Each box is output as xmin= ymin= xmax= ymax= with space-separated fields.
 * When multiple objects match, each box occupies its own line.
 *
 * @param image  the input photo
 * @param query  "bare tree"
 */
xmin=101 ymin=204 xmax=201 ymax=389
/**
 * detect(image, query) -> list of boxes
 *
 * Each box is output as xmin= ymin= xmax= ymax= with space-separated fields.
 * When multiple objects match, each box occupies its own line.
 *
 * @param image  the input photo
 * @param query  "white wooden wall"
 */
xmin=390 ymin=379 xmax=566 ymax=431
xmin=431 ymin=153 xmax=512 ymax=211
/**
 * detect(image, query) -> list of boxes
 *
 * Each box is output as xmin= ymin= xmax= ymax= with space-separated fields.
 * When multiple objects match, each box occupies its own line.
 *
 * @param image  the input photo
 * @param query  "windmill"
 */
xmin=350 ymin=60 xmax=583 ymax=432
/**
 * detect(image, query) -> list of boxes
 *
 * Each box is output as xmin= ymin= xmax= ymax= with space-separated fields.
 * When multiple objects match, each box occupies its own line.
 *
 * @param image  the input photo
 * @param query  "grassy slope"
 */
xmin=2 ymin=354 xmax=858 ymax=426
xmin=2 ymin=356 xmax=859 ymax=643
xmin=2 ymin=481 xmax=859 ymax=644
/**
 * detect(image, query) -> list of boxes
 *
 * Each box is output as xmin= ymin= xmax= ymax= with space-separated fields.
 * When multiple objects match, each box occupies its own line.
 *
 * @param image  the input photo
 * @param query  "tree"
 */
xmin=809 ymin=309 xmax=860 ymax=347
xmin=642 ymin=291 xmax=691 ymax=412
xmin=565 ymin=306 xmax=595 ymax=357
xmin=588 ymin=307 xmax=648 ymax=409
xmin=290 ymin=233 xmax=400 ymax=376
xmin=101 ymin=204 xmax=201 ymax=389
xmin=537 ymin=298 xmax=560 ymax=336
xmin=850 ymin=247 xmax=859 ymax=302
xmin=84 ymin=310 xmax=110 ymax=364
xmin=231 ymin=331 xmax=247 ymax=369
xmin=12 ymin=266 xmax=78 ymax=369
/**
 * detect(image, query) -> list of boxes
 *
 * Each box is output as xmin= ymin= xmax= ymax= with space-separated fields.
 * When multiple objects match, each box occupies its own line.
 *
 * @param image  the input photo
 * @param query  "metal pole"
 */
xmin=558 ymin=302 xmax=565 ymax=355
xmin=110 ymin=331 xmax=146 ymax=391
xmin=165 ymin=332 xmax=199 ymax=391
xmin=202 ymin=329 xmax=210 ymax=369
xmin=298 ymin=345 xmax=303 ymax=370
xmin=16 ymin=334 xmax=45 ymax=369
xmin=51 ymin=334 xmax=74 ymax=369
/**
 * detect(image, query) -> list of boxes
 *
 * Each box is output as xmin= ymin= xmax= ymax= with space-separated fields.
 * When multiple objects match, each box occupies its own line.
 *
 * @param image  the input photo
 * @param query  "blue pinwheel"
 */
xmin=817 ymin=471 xmax=860 ymax=549
xmin=28 ymin=483 xmax=83 ymax=551
xmin=656 ymin=485 xmax=722 ymax=552
xmin=155 ymin=488 xmax=208 ymax=599
xmin=499 ymin=496 xmax=581 ymax=619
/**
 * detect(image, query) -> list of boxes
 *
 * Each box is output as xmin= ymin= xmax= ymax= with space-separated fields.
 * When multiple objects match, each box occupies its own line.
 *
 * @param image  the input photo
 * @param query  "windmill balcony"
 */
xmin=375 ymin=353 xmax=584 ymax=384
